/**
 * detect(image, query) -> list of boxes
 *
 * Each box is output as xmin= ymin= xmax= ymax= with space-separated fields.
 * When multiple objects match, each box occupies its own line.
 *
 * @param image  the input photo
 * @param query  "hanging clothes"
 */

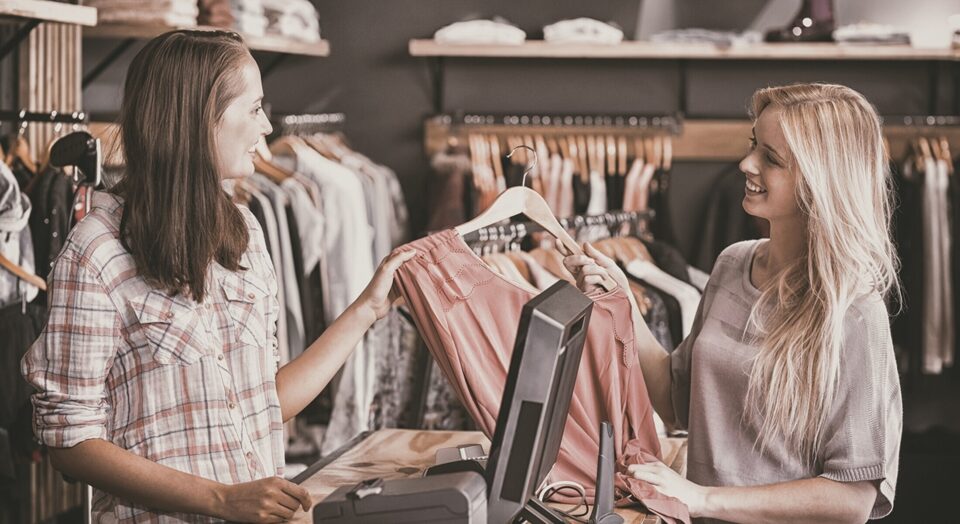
xmin=625 ymin=260 xmax=700 ymax=338
xmin=250 ymin=175 xmax=306 ymax=360
xmin=273 ymin=141 xmax=376 ymax=453
xmin=918 ymin=158 xmax=953 ymax=373
xmin=392 ymin=229 xmax=690 ymax=523
xmin=0 ymin=162 xmax=39 ymax=309
xmin=891 ymin=161 xmax=924 ymax=375
xmin=245 ymin=185 xmax=290 ymax=364
xmin=27 ymin=166 xmax=74 ymax=287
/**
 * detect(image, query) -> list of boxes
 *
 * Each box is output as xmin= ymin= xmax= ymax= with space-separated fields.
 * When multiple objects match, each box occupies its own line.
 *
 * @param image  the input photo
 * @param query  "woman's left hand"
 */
xmin=628 ymin=461 xmax=710 ymax=518
xmin=355 ymin=249 xmax=417 ymax=322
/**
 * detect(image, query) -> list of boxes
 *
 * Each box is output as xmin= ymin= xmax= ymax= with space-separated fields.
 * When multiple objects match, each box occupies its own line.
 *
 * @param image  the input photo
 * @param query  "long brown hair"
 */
xmin=115 ymin=30 xmax=251 ymax=302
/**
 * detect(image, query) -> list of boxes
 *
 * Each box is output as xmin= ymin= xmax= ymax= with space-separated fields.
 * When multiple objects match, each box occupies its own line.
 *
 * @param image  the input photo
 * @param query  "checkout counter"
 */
xmin=290 ymin=429 xmax=687 ymax=523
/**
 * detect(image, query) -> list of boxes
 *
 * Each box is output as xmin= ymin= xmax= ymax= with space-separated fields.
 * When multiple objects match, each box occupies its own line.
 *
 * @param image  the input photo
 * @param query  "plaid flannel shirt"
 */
xmin=21 ymin=191 xmax=285 ymax=523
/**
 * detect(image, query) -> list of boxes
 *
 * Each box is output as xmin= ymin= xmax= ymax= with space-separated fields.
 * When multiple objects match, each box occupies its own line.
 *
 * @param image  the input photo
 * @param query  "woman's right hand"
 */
xmin=563 ymin=242 xmax=631 ymax=294
xmin=214 ymin=476 xmax=312 ymax=523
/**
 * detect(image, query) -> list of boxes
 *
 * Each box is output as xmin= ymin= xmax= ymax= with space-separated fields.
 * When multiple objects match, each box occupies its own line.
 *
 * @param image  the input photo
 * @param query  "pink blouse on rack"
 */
xmin=392 ymin=229 xmax=690 ymax=524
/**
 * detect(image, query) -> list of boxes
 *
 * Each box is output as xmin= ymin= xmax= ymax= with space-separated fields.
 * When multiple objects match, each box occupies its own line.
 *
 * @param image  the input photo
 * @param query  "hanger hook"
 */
xmin=507 ymin=144 xmax=538 ymax=188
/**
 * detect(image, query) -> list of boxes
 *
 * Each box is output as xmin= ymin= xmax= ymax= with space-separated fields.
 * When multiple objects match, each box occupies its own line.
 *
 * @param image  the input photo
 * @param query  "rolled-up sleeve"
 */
xmin=20 ymin=250 xmax=120 ymax=448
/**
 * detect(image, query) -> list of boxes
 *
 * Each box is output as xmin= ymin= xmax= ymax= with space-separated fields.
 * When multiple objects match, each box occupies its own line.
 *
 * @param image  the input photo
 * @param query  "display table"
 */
xmin=291 ymin=429 xmax=687 ymax=523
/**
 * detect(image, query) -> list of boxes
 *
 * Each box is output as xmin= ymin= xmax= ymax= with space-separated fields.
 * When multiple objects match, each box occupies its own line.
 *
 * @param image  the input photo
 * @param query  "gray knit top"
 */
xmin=671 ymin=240 xmax=901 ymax=522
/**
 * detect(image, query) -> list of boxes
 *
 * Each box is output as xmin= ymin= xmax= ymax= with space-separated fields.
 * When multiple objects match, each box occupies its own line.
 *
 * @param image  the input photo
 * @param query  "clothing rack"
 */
xmin=883 ymin=115 xmax=960 ymax=160
xmin=898 ymin=115 xmax=960 ymax=127
xmin=277 ymin=112 xmax=346 ymax=135
xmin=0 ymin=110 xmax=88 ymax=124
xmin=447 ymin=112 xmax=683 ymax=133
xmin=426 ymin=112 xmax=683 ymax=157
xmin=460 ymin=210 xmax=654 ymax=245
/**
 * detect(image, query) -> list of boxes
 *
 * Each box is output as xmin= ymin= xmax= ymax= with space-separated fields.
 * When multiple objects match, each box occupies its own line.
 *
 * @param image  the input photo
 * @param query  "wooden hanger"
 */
xmin=253 ymin=137 xmax=292 ymax=183
xmin=940 ymin=136 xmax=953 ymax=174
xmin=910 ymin=137 xmax=924 ymax=171
xmin=609 ymin=135 xmax=617 ymax=176
xmin=576 ymin=135 xmax=589 ymax=183
xmin=0 ymin=253 xmax=46 ymax=291
xmin=506 ymin=135 xmax=522 ymax=164
xmin=455 ymin=146 xmax=617 ymax=291
xmin=304 ymin=134 xmax=341 ymax=161
xmin=930 ymin=137 xmax=943 ymax=165
xmin=663 ymin=135 xmax=673 ymax=171
xmin=546 ymin=136 xmax=559 ymax=157
xmin=918 ymin=137 xmax=934 ymax=170
xmin=617 ymin=136 xmax=630 ymax=176
xmin=488 ymin=135 xmax=505 ymax=186
xmin=586 ymin=135 xmax=597 ymax=176
xmin=654 ymin=136 xmax=664 ymax=170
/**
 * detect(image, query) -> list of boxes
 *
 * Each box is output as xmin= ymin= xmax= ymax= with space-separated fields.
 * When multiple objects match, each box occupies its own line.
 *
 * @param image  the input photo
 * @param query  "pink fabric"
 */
xmin=393 ymin=230 xmax=689 ymax=523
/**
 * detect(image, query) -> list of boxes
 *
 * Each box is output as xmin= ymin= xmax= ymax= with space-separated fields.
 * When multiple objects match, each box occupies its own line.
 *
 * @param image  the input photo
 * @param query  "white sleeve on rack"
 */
xmin=687 ymin=265 xmax=711 ymax=292
xmin=625 ymin=259 xmax=702 ymax=337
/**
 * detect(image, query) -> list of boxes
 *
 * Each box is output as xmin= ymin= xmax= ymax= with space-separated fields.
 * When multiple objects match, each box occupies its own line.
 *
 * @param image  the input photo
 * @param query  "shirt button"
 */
xmin=217 ymin=354 xmax=224 ymax=361
xmin=228 ymin=402 xmax=236 ymax=409
xmin=245 ymin=451 xmax=254 ymax=459
xmin=164 ymin=312 xmax=174 ymax=320
xmin=246 ymin=292 xmax=256 ymax=300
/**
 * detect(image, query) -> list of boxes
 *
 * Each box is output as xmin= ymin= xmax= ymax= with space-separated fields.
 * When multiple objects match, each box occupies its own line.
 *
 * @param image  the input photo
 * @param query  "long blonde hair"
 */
xmin=745 ymin=83 xmax=900 ymax=465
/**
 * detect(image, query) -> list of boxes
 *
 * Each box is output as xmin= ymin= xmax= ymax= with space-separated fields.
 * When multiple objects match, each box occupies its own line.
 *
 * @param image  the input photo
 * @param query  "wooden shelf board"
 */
xmin=84 ymin=24 xmax=329 ymax=57
xmin=409 ymin=39 xmax=960 ymax=61
xmin=0 ymin=0 xmax=97 ymax=27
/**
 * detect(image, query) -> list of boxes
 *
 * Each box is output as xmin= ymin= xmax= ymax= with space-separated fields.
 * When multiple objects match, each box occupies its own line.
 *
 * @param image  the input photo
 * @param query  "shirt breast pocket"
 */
xmin=221 ymin=271 xmax=269 ymax=350
xmin=130 ymin=290 xmax=208 ymax=366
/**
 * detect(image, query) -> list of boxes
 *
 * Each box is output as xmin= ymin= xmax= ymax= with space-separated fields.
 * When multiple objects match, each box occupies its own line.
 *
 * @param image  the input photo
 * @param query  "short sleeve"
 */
xmin=817 ymin=301 xmax=902 ymax=519
xmin=670 ymin=294 xmax=706 ymax=430
xmin=20 ymin=250 xmax=121 ymax=448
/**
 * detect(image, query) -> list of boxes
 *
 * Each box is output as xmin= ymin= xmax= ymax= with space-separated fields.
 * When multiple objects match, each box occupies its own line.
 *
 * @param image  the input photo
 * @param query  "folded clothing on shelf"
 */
xmin=87 ymin=0 xmax=198 ymax=26
xmin=651 ymin=28 xmax=762 ymax=48
xmin=262 ymin=0 xmax=321 ymax=43
xmin=544 ymin=18 xmax=623 ymax=45
xmin=833 ymin=23 xmax=911 ymax=45
xmin=434 ymin=18 xmax=526 ymax=45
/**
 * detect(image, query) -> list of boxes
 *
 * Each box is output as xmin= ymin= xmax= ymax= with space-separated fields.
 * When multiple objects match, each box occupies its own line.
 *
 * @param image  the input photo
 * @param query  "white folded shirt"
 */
xmin=544 ymin=18 xmax=623 ymax=45
xmin=434 ymin=19 xmax=526 ymax=45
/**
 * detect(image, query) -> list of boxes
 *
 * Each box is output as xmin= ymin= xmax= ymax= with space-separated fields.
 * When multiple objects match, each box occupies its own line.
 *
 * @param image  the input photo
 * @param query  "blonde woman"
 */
xmin=566 ymin=83 xmax=901 ymax=523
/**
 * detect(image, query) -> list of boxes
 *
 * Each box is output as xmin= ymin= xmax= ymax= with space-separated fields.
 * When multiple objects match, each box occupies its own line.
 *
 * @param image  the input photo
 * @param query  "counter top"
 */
xmin=291 ymin=428 xmax=687 ymax=523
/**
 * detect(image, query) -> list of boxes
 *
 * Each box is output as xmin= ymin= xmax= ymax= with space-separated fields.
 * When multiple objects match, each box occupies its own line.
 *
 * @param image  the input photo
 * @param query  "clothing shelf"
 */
xmin=0 ymin=0 xmax=97 ymax=27
xmin=84 ymin=24 xmax=329 ymax=57
xmin=409 ymin=39 xmax=960 ymax=61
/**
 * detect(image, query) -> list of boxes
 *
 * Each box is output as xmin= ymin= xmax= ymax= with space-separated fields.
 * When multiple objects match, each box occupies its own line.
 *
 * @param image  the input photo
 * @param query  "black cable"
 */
xmin=541 ymin=485 xmax=590 ymax=522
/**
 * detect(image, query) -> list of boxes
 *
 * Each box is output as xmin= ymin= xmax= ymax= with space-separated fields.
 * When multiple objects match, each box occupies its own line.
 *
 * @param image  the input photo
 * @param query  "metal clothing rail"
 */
xmin=0 ymin=109 xmax=88 ymax=123
xmin=897 ymin=115 xmax=960 ymax=127
xmin=276 ymin=112 xmax=346 ymax=135
xmin=440 ymin=112 xmax=683 ymax=134
xmin=460 ymin=209 xmax=654 ymax=245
